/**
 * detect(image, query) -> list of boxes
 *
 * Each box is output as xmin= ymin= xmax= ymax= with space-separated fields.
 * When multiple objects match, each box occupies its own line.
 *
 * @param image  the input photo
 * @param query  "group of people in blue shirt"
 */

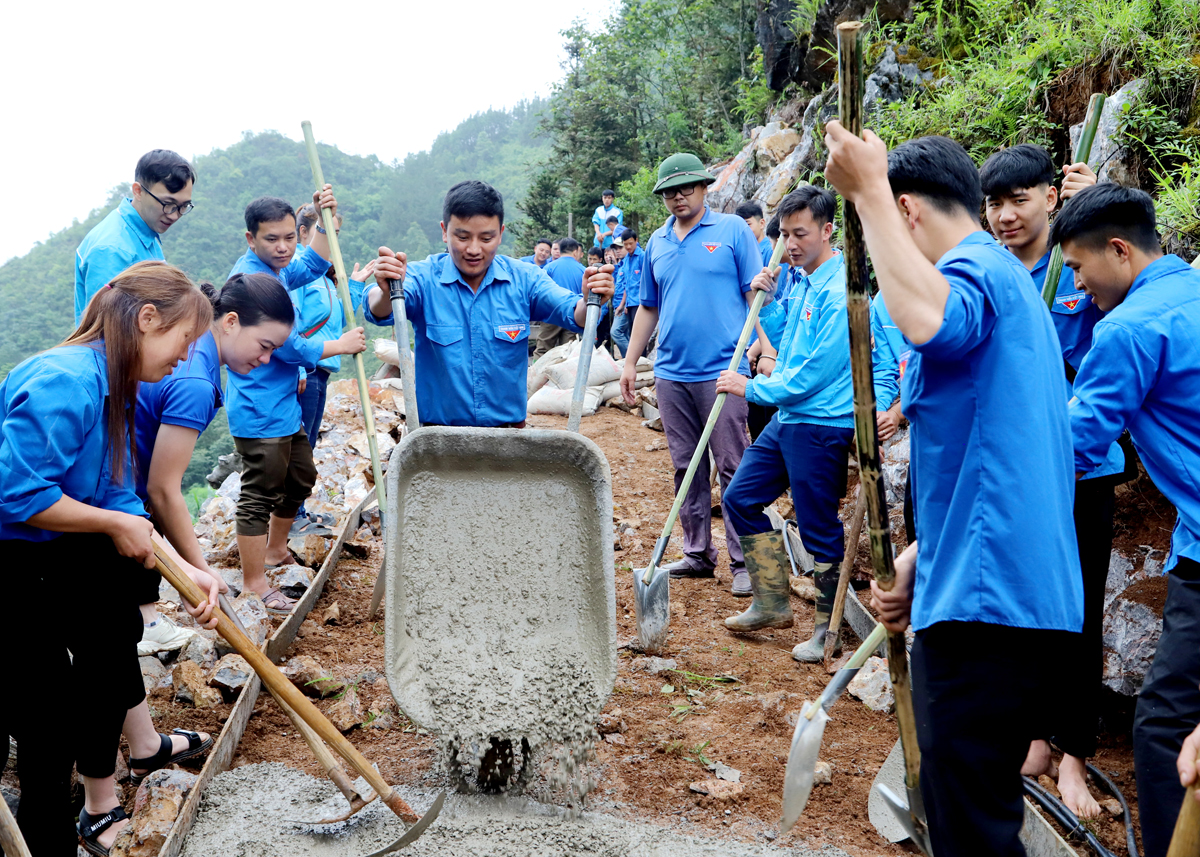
xmin=5 ymin=129 xmax=1200 ymax=857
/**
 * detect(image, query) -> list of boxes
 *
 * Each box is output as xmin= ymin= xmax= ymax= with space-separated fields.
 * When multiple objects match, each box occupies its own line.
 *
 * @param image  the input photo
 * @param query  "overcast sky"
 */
xmin=2 ymin=1 xmax=605 ymax=265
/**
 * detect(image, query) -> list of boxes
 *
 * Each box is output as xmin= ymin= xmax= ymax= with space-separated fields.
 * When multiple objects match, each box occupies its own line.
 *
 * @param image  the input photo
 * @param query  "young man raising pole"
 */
xmin=824 ymin=129 xmax=1083 ymax=856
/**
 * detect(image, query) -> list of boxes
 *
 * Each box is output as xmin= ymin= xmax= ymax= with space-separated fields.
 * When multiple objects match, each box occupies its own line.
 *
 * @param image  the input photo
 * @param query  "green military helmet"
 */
xmin=652 ymin=152 xmax=717 ymax=195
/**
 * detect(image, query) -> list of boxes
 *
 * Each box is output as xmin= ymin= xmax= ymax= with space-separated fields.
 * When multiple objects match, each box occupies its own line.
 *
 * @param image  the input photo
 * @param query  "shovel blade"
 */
xmin=633 ymin=565 xmax=670 ymax=653
xmin=780 ymin=705 xmax=830 ymax=834
xmin=361 ymin=791 xmax=446 ymax=856
xmin=875 ymin=784 xmax=934 ymax=856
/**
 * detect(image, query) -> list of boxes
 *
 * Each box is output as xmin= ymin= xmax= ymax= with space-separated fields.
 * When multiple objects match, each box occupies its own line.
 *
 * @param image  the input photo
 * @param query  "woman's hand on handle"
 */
xmin=107 ymin=513 xmax=157 ymax=569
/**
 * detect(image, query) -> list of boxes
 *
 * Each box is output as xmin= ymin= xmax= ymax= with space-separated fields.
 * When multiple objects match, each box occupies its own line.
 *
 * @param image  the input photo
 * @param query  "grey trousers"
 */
xmin=655 ymin=376 xmax=750 ymax=570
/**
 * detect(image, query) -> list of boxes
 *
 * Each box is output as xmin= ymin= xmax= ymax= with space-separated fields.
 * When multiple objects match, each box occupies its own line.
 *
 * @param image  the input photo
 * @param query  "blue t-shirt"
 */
xmin=0 ymin=342 xmax=148 ymax=541
xmin=1071 ymin=255 xmax=1200 ymax=573
xmin=134 ymin=331 xmax=223 ymax=499
xmin=370 ymin=253 xmax=582 ymax=427
xmin=758 ymin=235 xmax=773 ymax=265
xmin=640 ymin=208 xmax=762 ymax=382
xmin=74 ymin=199 xmax=164 ymax=324
xmin=902 ymin=231 xmax=1082 ymax=633
xmin=520 ymin=254 xmax=549 ymax=268
xmin=620 ymin=244 xmax=644 ymax=307
xmin=544 ymin=256 xmax=609 ymax=320
xmin=871 ymin=292 xmax=904 ymax=410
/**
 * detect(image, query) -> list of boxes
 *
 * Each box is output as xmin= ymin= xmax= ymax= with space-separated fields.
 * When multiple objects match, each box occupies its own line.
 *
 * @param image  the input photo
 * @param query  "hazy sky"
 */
xmin=2 ymin=1 xmax=604 ymax=264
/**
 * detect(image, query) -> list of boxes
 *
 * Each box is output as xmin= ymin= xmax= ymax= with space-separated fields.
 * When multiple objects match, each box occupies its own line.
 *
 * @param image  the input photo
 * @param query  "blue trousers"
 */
xmin=723 ymin=416 xmax=854 ymax=566
xmin=612 ymin=306 xmax=640 ymax=358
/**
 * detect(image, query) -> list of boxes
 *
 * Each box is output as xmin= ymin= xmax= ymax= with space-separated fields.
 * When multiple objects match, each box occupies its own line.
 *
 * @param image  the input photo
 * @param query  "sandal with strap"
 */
xmin=129 ymin=729 xmax=213 ymax=786
xmin=260 ymin=586 xmax=297 ymax=616
xmin=78 ymin=805 xmax=129 ymax=857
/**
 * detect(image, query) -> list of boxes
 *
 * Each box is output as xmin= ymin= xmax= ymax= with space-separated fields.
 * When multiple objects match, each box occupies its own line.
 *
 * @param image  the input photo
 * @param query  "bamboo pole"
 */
xmin=1041 ymin=94 xmax=1106 ymax=309
xmin=300 ymin=121 xmax=387 ymax=522
xmin=836 ymin=21 xmax=930 ymax=848
xmin=0 ymin=792 xmax=32 ymax=857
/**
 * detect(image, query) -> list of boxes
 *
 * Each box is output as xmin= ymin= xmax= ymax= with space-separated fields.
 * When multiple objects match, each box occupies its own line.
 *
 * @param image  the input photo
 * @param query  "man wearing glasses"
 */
xmin=618 ymin=152 xmax=766 ymax=596
xmin=74 ymin=150 xmax=197 ymax=323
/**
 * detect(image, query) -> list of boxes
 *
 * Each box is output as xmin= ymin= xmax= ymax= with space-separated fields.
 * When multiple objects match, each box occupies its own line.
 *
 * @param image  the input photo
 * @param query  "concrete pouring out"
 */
xmin=181 ymin=763 xmax=851 ymax=857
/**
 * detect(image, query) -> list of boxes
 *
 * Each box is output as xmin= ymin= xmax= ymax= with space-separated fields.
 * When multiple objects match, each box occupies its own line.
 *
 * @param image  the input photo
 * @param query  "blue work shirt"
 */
xmin=641 ymin=208 xmax=762 ymax=382
xmin=746 ymin=253 xmax=853 ymax=427
xmin=902 ymin=231 xmax=1082 ymax=633
xmin=519 ymin=254 xmax=549 ymax=268
xmin=1071 ymin=255 xmax=1200 ymax=573
xmin=758 ymin=235 xmax=773 ymax=265
xmin=871 ymin=292 xmax=904 ymax=410
xmin=74 ymin=199 xmax=164 ymax=323
xmin=134 ymin=331 xmax=223 ymax=500
xmin=292 ymin=271 xmax=370 ymax=374
xmin=371 ymin=253 xmax=582 ymax=427
xmin=1027 ymin=252 xmax=1124 ymax=482
xmin=592 ymin=204 xmax=624 ymax=248
xmin=620 ymin=244 xmax=644 ymax=307
xmin=545 ymin=256 xmax=608 ymax=319
xmin=223 ymin=247 xmax=328 ymax=438
xmin=0 ymin=342 xmax=147 ymax=541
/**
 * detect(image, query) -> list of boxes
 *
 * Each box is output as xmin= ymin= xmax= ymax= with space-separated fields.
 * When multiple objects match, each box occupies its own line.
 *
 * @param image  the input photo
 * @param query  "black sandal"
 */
xmin=78 ymin=805 xmax=129 ymax=857
xmin=128 ymin=729 xmax=213 ymax=786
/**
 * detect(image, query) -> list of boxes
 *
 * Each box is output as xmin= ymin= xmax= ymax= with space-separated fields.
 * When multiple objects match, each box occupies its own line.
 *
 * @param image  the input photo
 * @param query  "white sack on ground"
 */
xmin=545 ymin=346 xmax=623 ymax=390
xmin=528 ymin=385 xmax=602 ymax=416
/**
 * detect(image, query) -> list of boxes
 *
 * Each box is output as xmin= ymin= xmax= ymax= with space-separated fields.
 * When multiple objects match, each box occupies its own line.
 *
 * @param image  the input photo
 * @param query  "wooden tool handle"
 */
xmin=0 ymin=790 xmax=31 ymax=857
xmin=156 ymin=549 xmax=416 ymax=822
xmin=1168 ymin=780 xmax=1200 ymax=857
xmin=825 ymin=490 xmax=867 ymax=663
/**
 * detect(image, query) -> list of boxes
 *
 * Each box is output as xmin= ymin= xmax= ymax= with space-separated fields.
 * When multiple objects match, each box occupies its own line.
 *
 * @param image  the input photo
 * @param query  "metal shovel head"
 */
xmin=633 ymin=564 xmax=669 ymax=653
xmin=361 ymin=791 xmax=446 ymax=856
xmin=781 ymin=704 xmax=830 ymax=834
xmin=875 ymin=784 xmax=934 ymax=856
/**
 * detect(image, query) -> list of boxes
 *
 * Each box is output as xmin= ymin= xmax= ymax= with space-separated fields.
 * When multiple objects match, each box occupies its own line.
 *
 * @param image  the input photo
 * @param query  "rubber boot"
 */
xmin=724 ymin=531 xmax=794 ymax=631
xmin=792 ymin=562 xmax=837 ymax=663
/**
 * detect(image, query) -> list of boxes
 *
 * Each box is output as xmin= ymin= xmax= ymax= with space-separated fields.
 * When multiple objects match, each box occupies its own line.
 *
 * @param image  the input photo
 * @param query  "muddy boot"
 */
xmin=724 ymin=532 xmax=794 ymax=632
xmin=792 ymin=562 xmax=837 ymax=663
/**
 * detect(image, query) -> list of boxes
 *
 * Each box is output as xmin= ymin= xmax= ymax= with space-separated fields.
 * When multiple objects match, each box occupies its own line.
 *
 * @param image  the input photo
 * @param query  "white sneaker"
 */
xmin=137 ymin=614 xmax=198 ymax=655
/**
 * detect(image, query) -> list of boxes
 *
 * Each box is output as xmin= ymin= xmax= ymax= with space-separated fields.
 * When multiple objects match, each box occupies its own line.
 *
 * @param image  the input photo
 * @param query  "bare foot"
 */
xmin=1058 ymin=753 xmax=1101 ymax=818
xmin=1022 ymin=739 xmax=1058 ymax=778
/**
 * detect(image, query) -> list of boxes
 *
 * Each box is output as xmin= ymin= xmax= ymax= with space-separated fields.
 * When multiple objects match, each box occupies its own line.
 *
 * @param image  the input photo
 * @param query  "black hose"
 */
xmin=1087 ymin=763 xmax=1139 ymax=857
xmin=1023 ymin=776 xmax=1117 ymax=857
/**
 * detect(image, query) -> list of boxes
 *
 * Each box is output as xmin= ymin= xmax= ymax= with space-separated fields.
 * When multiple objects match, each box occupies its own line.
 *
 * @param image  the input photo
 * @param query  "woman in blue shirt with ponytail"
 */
xmin=0 ymin=261 xmax=225 ymax=855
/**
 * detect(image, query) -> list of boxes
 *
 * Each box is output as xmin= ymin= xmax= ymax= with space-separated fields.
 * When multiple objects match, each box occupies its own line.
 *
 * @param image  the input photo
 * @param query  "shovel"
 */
xmin=368 ymin=277 xmax=421 ymax=620
xmin=155 ymin=548 xmax=444 ymax=850
xmin=568 ymin=279 xmax=605 ymax=433
xmin=633 ymin=237 xmax=789 ymax=653
xmin=216 ymin=592 xmax=377 ymax=826
xmin=834 ymin=21 xmax=931 ymax=853
xmin=782 ymin=621 xmax=885 ymax=832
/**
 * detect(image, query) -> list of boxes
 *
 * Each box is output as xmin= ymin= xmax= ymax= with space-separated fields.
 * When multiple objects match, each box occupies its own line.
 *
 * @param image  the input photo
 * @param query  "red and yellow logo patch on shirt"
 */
xmin=496 ymin=323 xmax=527 ymax=341
xmin=702 ymin=242 xmax=722 ymax=253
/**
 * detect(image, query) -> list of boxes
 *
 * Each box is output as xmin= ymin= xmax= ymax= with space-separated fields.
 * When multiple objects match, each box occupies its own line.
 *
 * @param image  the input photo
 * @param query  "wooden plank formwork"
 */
xmin=157 ymin=489 xmax=375 ymax=857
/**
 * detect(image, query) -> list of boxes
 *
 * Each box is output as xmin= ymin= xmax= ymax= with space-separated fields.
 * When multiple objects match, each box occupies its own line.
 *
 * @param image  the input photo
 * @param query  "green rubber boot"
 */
xmin=724 ymin=531 xmax=794 ymax=632
xmin=792 ymin=562 xmax=837 ymax=663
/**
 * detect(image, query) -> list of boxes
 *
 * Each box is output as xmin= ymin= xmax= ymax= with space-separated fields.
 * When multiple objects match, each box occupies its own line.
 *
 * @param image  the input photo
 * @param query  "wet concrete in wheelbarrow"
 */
xmin=181 ymin=762 xmax=851 ymax=856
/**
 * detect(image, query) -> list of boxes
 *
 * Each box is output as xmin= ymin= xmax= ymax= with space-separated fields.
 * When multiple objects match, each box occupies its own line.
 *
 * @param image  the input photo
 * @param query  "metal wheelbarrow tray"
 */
xmin=383 ymin=427 xmax=616 ymax=754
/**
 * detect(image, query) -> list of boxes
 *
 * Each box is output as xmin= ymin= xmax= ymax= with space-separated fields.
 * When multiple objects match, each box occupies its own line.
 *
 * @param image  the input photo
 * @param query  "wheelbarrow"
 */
xmin=381 ymin=426 xmax=616 ymax=792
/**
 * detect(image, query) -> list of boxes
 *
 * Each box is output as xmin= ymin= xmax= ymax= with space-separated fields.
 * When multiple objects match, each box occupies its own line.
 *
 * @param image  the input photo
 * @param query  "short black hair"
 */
xmin=887 ymin=136 xmax=983 ymax=216
xmin=588 ymin=247 xmax=605 ymax=261
xmin=606 ymin=215 xmax=619 ymax=224
xmin=535 ymin=238 xmax=552 ymax=248
xmin=777 ymin=185 xmax=837 ymax=227
xmin=602 ymin=189 xmax=615 ymax=198
xmin=245 ymin=197 xmax=296 ymax=235
xmin=442 ymin=180 xmax=504 ymax=227
xmin=1049 ymin=183 xmax=1161 ymax=254
xmin=766 ymin=214 xmax=781 ymax=240
xmin=979 ymin=144 xmax=1056 ymax=199
xmin=735 ymin=201 xmax=765 ymax=220
xmin=558 ymin=237 xmax=582 ymax=255
xmin=135 ymin=150 xmax=196 ymax=194
xmin=620 ymin=228 xmax=638 ymax=242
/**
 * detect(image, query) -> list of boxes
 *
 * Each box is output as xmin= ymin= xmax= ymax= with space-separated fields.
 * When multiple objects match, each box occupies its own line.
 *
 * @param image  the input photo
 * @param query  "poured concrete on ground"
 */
xmin=181 ymin=763 xmax=849 ymax=857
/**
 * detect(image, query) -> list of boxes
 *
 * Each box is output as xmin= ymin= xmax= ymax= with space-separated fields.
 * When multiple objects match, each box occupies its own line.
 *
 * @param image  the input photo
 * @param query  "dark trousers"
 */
xmin=723 ymin=416 xmax=854 ymax=566
xmin=746 ymin=402 xmax=777 ymax=442
xmin=655 ymin=376 xmax=750 ymax=570
xmin=1051 ymin=475 xmax=1116 ymax=759
xmin=298 ymin=368 xmax=330 ymax=449
xmin=233 ymin=431 xmax=318 ymax=536
xmin=1 ymin=533 xmax=146 ymax=856
xmin=1134 ymin=559 xmax=1200 ymax=857
xmin=913 ymin=621 xmax=1079 ymax=857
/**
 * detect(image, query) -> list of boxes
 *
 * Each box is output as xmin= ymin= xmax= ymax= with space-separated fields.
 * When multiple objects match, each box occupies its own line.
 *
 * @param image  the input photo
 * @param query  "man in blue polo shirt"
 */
xmin=369 ymin=180 xmax=614 ymax=427
xmin=980 ymin=143 xmax=1127 ymax=818
xmin=520 ymin=238 xmax=553 ymax=268
xmin=717 ymin=186 xmax=855 ymax=656
xmin=825 ymin=129 xmax=1082 ymax=855
xmin=592 ymin=189 xmax=623 ymax=249
xmin=611 ymin=229 xmax=644 ymax=358
xmin=618 ymin=153 xmax=763 ymax=594
xmin=1055 ymin=184 xmax=1200 ymax=857
xmin=736 ymin=201 xmax=774 ymax=264
xmin=74 ymin=150 xmax=196 ymax=323
xmin=534 ymin=237 xmax=587 ymax=358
